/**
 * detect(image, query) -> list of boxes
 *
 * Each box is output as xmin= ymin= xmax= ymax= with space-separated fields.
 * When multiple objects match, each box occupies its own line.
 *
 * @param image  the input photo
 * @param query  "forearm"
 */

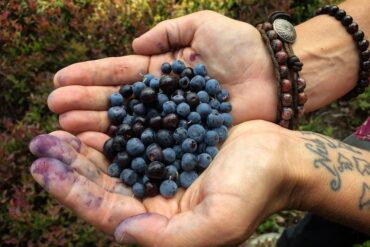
xmin=293 ymin=132 xmax=370 ymax=233
xmin=293 ymin=0 xmax=370 ymax=112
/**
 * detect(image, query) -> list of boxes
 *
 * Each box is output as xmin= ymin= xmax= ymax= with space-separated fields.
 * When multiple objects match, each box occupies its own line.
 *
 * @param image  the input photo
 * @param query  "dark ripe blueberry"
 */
xmin=146 ymin=143 xmax=163 ymax=162
xmin=133 ymin=116 xmax=146 ymax=125
xmin=180 ymin=67 xmax=194 ymax=79
xmin=162 ymin=148 xmax=176 ymax=164
xmin=157 ymin=129 xmax=174 ymax=148
xmin=173 ymin=127 xmax=188 ymax=143
xmin=186 ymin=92 xmax=200 ymax=108
xmin=181 ymin=138 xmax=198 ymax=153
xmin=206 ymin=146 xmax=218 ymax=158
xmin=178 ymin=119 xmax=189 ymax=129
xmin=146 ymin=161 xmax=166 ymax=179
xmin=107 ymin=125 xmax=117 ymax=137
xmin=172 ymin=89 xmax=185 ymax=97
xmin=179 ymin=171 xmax=198 ymax=188
xmin=209 ymin=99 xmax=220 ymax=109
xmin=194 ymin=64 xmax=207 ymax=76
xmin=190 ymin=75 xmax=205 ymax=92
xmin=219 ymin=102 xmax=232 ymax=113
xmin=165 ymin=165 xmax=178 ymax=179
xmin=133 ymin=103 xmax=147 ymax=115
xmin=179 ymin=77 xmax=190 ymax=90
xmin=149 ymin=116 xmax=162 ymax=129
xmin=119 ymin=85 xmax=133 ymax=97
xmin=171 ymin=159 xmax=181 ymax=170
xmin=197 ymin=90 xmax=210 ymax=103
xmin=103 ymin=138 xmax=115 ymax=160
xmin=132 ymin=121 xmax=145 ymax=136
xmin=120 ymin=168 xmax=138 ymax=185
xmin=187 ymin=111 xmax=201 ymax=124
xmin=172 ymin=94 xmax=185 ymax=104
xmin=117 ymin=123 xmax=133 ymax=139
xmin=161 ymin=62 xmax=172 ymax=74
xmin=146 ymin=108 xmax=160 ymax=120
xmin=143 ymin=74 xmax=154 ymax=86
xmin=141 ymin=128 xmax=156 ymax=145
xmin=149 ymin=78 xmax=160 ymax=91
xmin=214 ymin=125 xmax=228 ymax=142
xmin=128 ymin=99 xmax=140 ymax=112
xmin=197 ymin=153 xmax=212 ymax=169
xmin=196 ymin=103 xmax=212 ymax=119
xmin=112 ymin=135 xmax=127 ymax=152
xmin=140 ymin=87 xmax=157 ymax=104
xmin=171 ymin=60 xmax=186 ymax=74
xmin=109 ymin=93 xmax=124 ymax=106
xmin=160 ymin=75 xmax=179 ymax=94
xmin=204 ymin=130 xmax=219 ymax=146
xmin=162 ymin=113 xmax=179 ymax=130
xmin=216 ymin=89 xmax=230 ymax=102
xmin=132 ymin=182 xmax=145 ymax=198
xmin=108 ymin=163 xmax=122 ymax=177
xmin=122 ymin=115 xmax=135 ymax=126
xmin=173 ymin=145 xmax=182 ymax=160
xmin=157 ymin=93 xmax=170 ymax=106
xmin=159 ymin=180 xmax=178 ymax=198
xmin=181 ymin=153 xmax=197 ymax=171
xmin=207 ymin=112 xmax=224 ymax=128
xmin=145 ymin=181 xmax=159 ymax=197
xmin=131 ymin=157 xmax=147 ymax=173
xmin=187 ymin=124 xmax=206 ymax=143
xmin=108 ymin=106 xmax=126 ymax=125
xmin=114 ymin=151 xmax=132 ymax=167
xmin=132 ymin=81 xmax=146 ymax=97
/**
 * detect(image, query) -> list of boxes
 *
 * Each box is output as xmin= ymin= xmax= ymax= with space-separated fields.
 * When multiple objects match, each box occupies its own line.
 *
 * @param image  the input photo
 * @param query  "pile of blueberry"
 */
xmin=104 ymin=60 xmax=232 ymax=198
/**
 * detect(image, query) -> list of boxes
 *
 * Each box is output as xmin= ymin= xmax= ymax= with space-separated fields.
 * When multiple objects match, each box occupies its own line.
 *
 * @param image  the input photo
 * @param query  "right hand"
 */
xmin=48 ymin=10 xmax=277 ymax=143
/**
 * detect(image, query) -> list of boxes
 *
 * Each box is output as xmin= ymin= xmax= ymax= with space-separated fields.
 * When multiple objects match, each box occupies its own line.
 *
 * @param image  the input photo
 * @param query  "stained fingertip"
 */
xmin=49 ymin=131 xmax=82 ymax=152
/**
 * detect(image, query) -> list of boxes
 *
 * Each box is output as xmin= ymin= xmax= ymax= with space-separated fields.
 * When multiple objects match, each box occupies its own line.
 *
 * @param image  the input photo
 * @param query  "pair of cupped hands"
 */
xmin=30 ymin=11 xmax=306 ymax=246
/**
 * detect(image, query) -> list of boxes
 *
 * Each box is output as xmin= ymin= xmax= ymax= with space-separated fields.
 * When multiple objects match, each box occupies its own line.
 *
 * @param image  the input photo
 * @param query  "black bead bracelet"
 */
xmin=315 ymin=5 xmax=370 ymax=100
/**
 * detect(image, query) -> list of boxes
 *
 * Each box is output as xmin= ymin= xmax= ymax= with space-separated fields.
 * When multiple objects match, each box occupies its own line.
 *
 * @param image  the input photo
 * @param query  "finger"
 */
xmin=59 ymin=110 xmax=109 ymax=134
xmin=31 ymin=157 xmax=145 ymax=233
xmin=53 ymin=55 xmax=150 ymax=88
xmin=132 ymin=12 xmax=206 ymax=55
xmin=114 ymin=195 xmax=249 ymax=246
xmin=48 ymin=85 xmax=117 ymax=114
xmin=49 ymin=131 xmax=109 ymax=172
xmin=30 ymin=134 xmax=131 ymax=195
xmin=77 ymin=131 xmax=110 ymax=153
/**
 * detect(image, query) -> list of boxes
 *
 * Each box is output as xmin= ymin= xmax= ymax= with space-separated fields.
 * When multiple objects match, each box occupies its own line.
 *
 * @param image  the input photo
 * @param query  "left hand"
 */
xmin=30 ymin=121 xmax=303 ymax=246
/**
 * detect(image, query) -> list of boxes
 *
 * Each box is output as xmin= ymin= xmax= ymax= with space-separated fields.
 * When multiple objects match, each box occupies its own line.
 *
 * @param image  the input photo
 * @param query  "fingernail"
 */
xmin=117 ymin=232 xmax=136 ymax=244
xmin=54 ymin=70 xmax=64 ymax=87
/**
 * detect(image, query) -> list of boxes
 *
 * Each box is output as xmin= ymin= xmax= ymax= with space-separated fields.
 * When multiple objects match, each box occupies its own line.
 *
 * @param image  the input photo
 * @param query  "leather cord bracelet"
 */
xmin=315 ymin=5 xmax=370 ymax=100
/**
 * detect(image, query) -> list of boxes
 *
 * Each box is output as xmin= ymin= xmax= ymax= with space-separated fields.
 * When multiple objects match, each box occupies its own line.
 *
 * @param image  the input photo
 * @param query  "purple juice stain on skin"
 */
xmin=157 ymin=43 xmax=167 ymax=53
xmin=189 ymin=52 xmax=199 ymax=62
xmin=84 ymin=192 xmax=103 ymax=209
xmin=30 ymin=135 xmax=76 ymax=164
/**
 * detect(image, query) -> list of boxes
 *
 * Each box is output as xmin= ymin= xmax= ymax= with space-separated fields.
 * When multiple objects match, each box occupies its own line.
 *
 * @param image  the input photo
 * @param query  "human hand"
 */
xmin=48 ymin=10 xmax=276 ymax=139
xmin=30 ymin=121 xmax=302 ymax=246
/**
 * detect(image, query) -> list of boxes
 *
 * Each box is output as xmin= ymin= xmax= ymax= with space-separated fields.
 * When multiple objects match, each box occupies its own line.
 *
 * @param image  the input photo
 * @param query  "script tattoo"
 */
xmin=354 ymin=157 xmax=370 ymax=176
xmin=359 ymin=183 xmax=370 ymax=210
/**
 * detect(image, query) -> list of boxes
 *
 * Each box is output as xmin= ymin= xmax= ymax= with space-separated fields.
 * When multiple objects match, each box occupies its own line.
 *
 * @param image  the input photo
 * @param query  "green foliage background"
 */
xmin=0 ymin=0 xmax=368 ymax=246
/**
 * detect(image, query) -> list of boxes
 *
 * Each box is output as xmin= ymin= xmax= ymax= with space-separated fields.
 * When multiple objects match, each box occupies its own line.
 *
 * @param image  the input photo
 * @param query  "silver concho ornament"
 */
xmin=273 ymin=19 xmax=296 ymax=43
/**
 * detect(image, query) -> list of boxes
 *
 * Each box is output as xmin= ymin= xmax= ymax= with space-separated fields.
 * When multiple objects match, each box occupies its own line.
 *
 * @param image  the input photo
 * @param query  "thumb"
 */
xmin=132 ymin=11 xmax=209 ymax=55
xmin=114 ymin=196 xmax=250 ymax=246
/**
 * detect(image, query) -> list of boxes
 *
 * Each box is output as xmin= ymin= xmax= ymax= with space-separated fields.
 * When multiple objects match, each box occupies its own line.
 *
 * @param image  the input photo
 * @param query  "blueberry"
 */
xmin=216 ymin=89 xmax=230 ymax=102
xmin=103 ymin=138 xmax=115 ymax=160
xmin=108 ymin=163 xmax=122 ymax=177
xmin=173 ymin=145 xmax=182 ymax=159
xmin=178 ymin=119 xmax=189 ymax=129
xmin=197 ymin=142 xmax=207 ymax=153
xmin=180 ymin=67 xmax=194 ymax=79
xmin=132 ymin=81 xmax=146 ymax=97
xmin=160 ymin=75 xmax=178 ymax=94
xmin=172 ymin=94 xmax=185 ymax=104
xmin=179 ymin=77 xmax=190 ymax=90
xmin=140 ymin=87 xmax=156 ymax=104
xmin=221 ymin=113 xmax=233 ymax=127
xmin=112 ymin=136 xmax=127 ymax=152
xmin=204 ymin=130 xmax=219 ymax=146
xmin=214 ymin=125 xmax=228 ymax=142
xmin=146 ymin=161 xmax=166 ymax=179
xmin=176 ymin=102 xmax=191 ymax=117
xmin=132 ymin=121 xmax=145 ymax=136
xmin=205 ymin=79 xmax=221 ymax=95
xmin=181 ymin=138 xmax=198 ymax=153
xmin=113 ymin=151 xmax=131 ymax=167
xmin=179 ymin=171 xmax=198 ymax=188
xmin=146 ymin=108 xmax=160 ymax=119
xmin=207 ymin=112 xmax=224 ymax=128
xmin=120 ymin=168 xmax=138 ymax=185
xmin=197 ymin=153 xmax=212 ymax=169
xmin=185 ymin=92 xmax=200 ymax=108
xmin=196 ymin=103 xmax=212 ymax=119
xmin=162 ymin=101 xmax=177 ymax=114
xmin=209 ymin=99 xmax=220 ymax=109
xmin=161 ymin=62 xmax=172 ymax=74
xmin=149 ymin=116 xmax=162 ymax=130
xmin=108 ymin=106 xmax=126 ymax=125
xmin=159 ymin=180 xmax=178 ymax=198
xmin=119 ymin=85 xmax=133 ymax=97
xmin=187 ymin=124 xmax=206 ymax=142
xmin=190 ymin=75 xmax=205 ymax=92
xmin=173 ymin=127 xmax=188 ymax=143
xmin=134 ymin=116 xmax=146 ymax=124
xmin=126 ymin=138 xmax=145 ymax=157
xmin=145 ymin=181 xmax=159 ymax=197
xmin=109 ymin=93 xmax=124 ymax=106
xmin=146 ymin=143 xmax=163 ymax=162
xmin=171 ymin=160 xmax=181 ymax=170
xmin=181 ymin=153 xmax=197 ymax=171
xmin=128 ymin=99 xmax=140 ymax=112
xmin=219 ymin=102 xmax=232 ymax=113
xmin=142 ymin=175 xmax=150 ymax=184
xmin=140 ymin=128 xmax=156 ymax=145
xmin=194 ymin=64 xmax=207 ymax=76
xmin=172 ymin=60 xmax=186 ymax=74
xmin=163 ymin=148 xmax=176 ymax=164
xmin=197 ymin=90 xmax=210 ymax=103
xmin=157 ymin=129 xmax=173 ymax=148
xmin=133 ymin=103 xmax=147 ymax=115
xmin=157 ymin=93 xmax=169 ymax=107
xmin=149 ymin=78 xmax=160 ymax=90
xmin=187 ymin=111 xmax=201 ymax=124
xmin=122 ymin=115 xmax=135 ymax=126
xmin=206 ymin=146 xmax=218 ymax=158
xmin=132 ymin=182 xmax=145 ymax=198
xmin=143 ymin=74 xmax=154 ymax=86
xmin=165 ymin=165 xmax=178 ymax=179
xmin=162 ymin=113 xmax=179 ymax=130
xmin=131 ymin=157 xmax=147 ymax=173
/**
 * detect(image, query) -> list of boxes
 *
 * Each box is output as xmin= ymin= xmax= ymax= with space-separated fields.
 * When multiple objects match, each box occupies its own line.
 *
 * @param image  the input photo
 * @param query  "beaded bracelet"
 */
xmin=315 ymin=5 xmax=370 ymax=100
